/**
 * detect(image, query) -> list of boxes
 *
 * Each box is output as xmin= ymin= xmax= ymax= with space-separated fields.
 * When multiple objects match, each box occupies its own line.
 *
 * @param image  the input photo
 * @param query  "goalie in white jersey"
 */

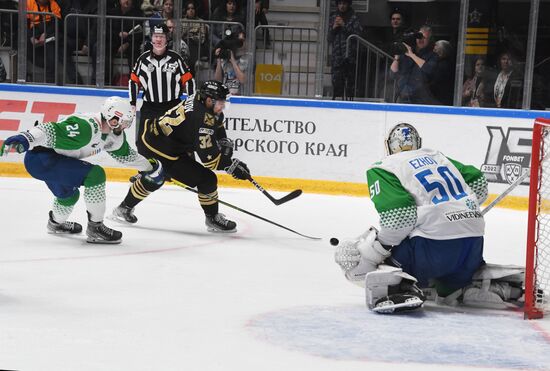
xmin=335 ymin=123 xmax=491 ymax=313
xmin=0 ymin=97 xmax=163 ymax=244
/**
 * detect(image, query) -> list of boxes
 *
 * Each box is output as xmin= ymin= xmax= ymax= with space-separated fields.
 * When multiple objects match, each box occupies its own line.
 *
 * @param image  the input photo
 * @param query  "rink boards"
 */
xmin=1 ymin=84 xmax=550 ymax=211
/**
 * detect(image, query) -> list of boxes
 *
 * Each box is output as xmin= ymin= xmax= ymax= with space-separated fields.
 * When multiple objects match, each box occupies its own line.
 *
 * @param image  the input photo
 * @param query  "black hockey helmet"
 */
xmin=153 ymin=23 xmax=169 ymax=36
xmin=198 ymin=80 xmax=230 ymax=103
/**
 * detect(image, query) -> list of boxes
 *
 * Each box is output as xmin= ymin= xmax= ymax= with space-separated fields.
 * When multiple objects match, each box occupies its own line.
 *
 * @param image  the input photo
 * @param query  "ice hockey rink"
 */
xmin=1 ymin=176 xmax=550 ymax=371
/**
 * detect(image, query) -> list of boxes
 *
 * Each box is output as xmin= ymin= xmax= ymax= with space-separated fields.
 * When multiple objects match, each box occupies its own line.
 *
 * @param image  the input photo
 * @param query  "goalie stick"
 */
xmin=170 ymin=179 xmax=321 ymax=240
xmin=480 ymin=169 xmax=530 ymax=216
xmin=247 ymin=176 xmax=302 ymax=206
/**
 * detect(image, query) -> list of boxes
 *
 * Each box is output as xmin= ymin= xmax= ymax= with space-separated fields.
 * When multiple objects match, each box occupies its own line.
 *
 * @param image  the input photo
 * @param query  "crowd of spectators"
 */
xmin=334 ymin=1 xmax=534 ymax=109
xmin=0 ymin=0 xmax=548 ymax=108
xmin=3 ymin=0 xmax=260 ymax=89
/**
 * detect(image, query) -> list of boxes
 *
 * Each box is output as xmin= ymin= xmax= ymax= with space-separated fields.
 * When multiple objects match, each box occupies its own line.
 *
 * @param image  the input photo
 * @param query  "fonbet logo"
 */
xmin=481 ymin=126 xmax=532 ymax=184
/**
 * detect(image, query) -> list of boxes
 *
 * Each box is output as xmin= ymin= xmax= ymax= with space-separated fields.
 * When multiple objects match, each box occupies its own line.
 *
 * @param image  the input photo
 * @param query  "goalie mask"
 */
xmin=385 ymin=123 xmax=422 ymax=155
xmin=101 ymin=96 xmax=134 ymax=130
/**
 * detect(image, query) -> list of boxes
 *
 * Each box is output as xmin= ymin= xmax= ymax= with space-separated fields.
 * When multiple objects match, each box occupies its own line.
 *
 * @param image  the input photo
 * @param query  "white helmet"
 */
xmin=101 ymin=96 xmax=134 ymax=129
xmin=385 ymin=123 xmax=422 ymax=155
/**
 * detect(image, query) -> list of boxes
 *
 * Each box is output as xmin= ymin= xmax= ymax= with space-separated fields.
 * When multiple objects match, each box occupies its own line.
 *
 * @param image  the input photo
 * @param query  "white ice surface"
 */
xmin=0 ymin=177 xmax=549 ymax=371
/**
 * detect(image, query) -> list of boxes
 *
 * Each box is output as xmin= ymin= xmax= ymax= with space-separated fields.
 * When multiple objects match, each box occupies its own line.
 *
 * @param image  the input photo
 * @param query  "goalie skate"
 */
xmin=205 ymin=213 xmax=237 ymax=233
xmin=47 ymin=211 xmax=82 ymax=234
xmin=372 ymin=293 xmax=425 ymax=314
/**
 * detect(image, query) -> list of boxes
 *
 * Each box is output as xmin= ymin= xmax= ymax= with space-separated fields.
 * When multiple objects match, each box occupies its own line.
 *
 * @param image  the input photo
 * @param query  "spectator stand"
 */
xmin=253 ymin=24 xmax=318 ymax=97
xmin=26 ymin=10 xmax=59 ymax=85
xmin=345 ymin=34 xmax=395 ymax=103
xmin=0 ymin=7 xmax=17 ymax=82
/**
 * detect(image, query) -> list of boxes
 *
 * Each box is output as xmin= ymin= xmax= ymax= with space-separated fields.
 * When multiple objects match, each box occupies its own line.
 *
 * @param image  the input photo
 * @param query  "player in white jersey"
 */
xmin=0 ymin=97 xmax=163 ymax=244
xmin=335 ymin=123 xmax=492 ymax=313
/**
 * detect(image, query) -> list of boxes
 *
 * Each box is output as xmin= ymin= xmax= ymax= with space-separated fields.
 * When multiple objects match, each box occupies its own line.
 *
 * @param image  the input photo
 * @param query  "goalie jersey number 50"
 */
xmin=415 ymin=166 xmax=467 ymax=204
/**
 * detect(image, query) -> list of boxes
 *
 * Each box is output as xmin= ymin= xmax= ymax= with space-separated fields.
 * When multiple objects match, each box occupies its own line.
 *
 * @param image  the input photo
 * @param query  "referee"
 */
xmin=129 ymin=23 xmax=196 ymax=146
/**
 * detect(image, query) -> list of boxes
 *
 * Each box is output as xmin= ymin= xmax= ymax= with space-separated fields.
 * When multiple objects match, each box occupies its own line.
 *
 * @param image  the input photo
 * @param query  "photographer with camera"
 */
xmin=390 ymin=25 xmax=438 ymax=105
xmin=214 ymin=29 xmax=248 ymax=95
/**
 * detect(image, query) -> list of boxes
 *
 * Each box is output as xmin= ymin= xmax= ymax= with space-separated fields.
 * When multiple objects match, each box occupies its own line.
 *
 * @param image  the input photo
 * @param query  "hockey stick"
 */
xmin=169 ymin=179 xmax=321 ymax=240
xmin=247 ymin=175 xmax=302 ymax=206
xmin=480 ymin=169 xmax=530 ymax=216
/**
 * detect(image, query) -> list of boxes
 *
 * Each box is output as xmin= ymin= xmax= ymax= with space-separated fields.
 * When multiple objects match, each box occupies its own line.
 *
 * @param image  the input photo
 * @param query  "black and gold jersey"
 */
xmin=139 ymin=94 xmax=230 ymax=170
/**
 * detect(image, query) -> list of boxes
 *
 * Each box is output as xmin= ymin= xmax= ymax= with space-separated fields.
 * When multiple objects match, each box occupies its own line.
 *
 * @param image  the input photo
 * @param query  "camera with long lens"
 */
xmin=216 ymin=28 xmax=244 ymax=59
xmin=391 ymin=30 xmax=424 ymax=55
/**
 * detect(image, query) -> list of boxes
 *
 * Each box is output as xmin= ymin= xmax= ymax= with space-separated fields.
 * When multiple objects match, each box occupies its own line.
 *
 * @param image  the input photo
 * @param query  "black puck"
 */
xmin=330 ymin=238 xmax=339 ymax=246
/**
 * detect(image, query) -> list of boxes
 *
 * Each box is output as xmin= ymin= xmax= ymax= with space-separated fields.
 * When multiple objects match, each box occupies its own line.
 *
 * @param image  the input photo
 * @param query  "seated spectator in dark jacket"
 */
xmin=491 ymin=51 xmax=523 ymax=109
xmin=381 ymin=9 xmax=405 ymax=55
xmin=462 ymin=57 xmax=486 ymax=107
xmin=182 ymin=0 xmax=209 ymax=74
xmin=26 ymin=0 xmax=62 ymax=83
xmin=91 ymin=0 xmax=144 ymax=85
xmin=148 ymin=0 xmax=173 ymax=29
xmin=430 ymin=40 xmax=455 ymax=106
xmin=211 ymin=0 xmax=245 ymax=48
xmin=390 ymin=25 xmax=438 ymax=104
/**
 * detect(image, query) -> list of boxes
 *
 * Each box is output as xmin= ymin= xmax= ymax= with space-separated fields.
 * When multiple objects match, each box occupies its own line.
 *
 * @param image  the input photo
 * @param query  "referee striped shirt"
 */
xmin=129 ymin=49 xmax=196 ymax=106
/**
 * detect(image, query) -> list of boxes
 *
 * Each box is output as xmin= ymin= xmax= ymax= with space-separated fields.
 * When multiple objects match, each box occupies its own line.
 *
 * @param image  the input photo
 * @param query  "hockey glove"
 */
xmin=334 ymin=240 xmax=362 ymax=272
xmin=217 ymin=138 xmax=234 ymax=159
xmin=0 ymin=134 xmax=30 ymax=157
xmin=142 ymin=158 xmax=165 ymax=185
xmin=225 ymin=158 xmax=250 ymax=180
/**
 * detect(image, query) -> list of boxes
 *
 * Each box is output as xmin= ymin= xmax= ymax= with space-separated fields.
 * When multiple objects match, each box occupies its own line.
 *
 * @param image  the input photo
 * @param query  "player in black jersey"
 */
xmin=112 ymin=80 xmax=250 ymax=233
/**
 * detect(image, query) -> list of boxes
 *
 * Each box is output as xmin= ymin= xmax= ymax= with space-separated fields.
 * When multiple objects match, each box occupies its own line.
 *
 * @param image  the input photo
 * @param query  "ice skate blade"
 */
xmin=86 ymin=236 xmax=122 ymax=244
xmin=47 ymin=229 xmax=82 ymax=235
xmin=107 ymin=213 xmax=137 ymax=225
xmin=206 ymin=226 xmax=237 ymax=233
xmin=372 ymin=297 xmax=424 ymax=314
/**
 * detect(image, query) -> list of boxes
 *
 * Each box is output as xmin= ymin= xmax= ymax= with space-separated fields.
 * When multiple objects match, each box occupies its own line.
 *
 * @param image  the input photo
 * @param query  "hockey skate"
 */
xmin=372 ymin=293 xmax=425 ymax=314
xmin=47 ymin=211 xmax=83 ymax=234
xmin=205 ymin=213 xmax=237 ymax=233
xmin=110 ymin=202 xmax=138 ymax=224
xmin=86 ymin=213 xmax=122 ymax=244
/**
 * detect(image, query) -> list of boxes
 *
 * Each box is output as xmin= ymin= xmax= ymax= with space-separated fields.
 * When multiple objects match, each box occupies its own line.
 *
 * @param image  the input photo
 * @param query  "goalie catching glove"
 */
xmin=225 ymin=158 xmax=250 ymax=180
xmin=334 ymin=226 xmax=391 ymax=285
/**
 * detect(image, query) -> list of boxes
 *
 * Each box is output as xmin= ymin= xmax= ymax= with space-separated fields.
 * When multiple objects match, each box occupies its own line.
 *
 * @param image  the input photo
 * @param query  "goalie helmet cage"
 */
xmin=525 ymin=117 xmax=550 ymax=319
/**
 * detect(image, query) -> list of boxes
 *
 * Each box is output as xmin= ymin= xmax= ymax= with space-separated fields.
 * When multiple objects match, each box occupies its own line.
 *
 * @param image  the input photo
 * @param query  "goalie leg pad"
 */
xmin=472 ymin=263 xmax=525 ymax=285
xmin=365 ymin=265 xmax=425 ymax=313
xmin=461 ymin=263 xmax=525 ymax=308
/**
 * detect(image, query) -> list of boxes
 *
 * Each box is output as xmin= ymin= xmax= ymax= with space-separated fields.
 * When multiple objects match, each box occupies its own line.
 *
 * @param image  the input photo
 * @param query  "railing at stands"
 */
xmin=253 ymin=25 xmax=318 ymax=98
xmin=345 ymin=34 xmax=396 ymax=102
xmin=0 ymin=9 xmax=17 ymax=82
xmin=26 ymin=11 xmax=59 ymax=85
xmin=62 ymin=14 xmax=244 ymax=91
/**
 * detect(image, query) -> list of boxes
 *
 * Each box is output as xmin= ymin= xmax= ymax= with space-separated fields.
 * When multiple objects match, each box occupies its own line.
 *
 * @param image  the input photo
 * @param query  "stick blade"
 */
xmin=273 ymin=189 xmax=302 ymax=205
